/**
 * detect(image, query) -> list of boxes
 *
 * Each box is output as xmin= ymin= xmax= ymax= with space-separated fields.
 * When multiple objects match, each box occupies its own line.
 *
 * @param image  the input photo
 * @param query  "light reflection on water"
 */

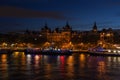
xmin=0 ymin=52 xmax=120 ymax=80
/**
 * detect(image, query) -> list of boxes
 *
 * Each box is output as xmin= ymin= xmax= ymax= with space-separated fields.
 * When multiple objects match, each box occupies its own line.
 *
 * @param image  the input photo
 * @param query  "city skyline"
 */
xmin=1 ymin=0 xmax=120 ymax=32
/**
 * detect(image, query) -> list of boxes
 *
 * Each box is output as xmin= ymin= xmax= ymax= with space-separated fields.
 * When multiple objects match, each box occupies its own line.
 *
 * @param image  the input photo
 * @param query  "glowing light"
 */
xmin=2 ymin=42 xmax=7 ymax=47
xmin=116 ymin=47 xmax=120 ymax=49
xmin=108 ymin=57 xmax=111 ymax=62
xmin=13 ymin=52 xmax=19 ymax=57
xmin=118 ymin=50 xmax=120 ymax=53
xmin=21 ymin=52 xmax=25 ymax=55
xmin=60 ymin=56 xmax=65 ymax=64
xmin=11 ymin=44 xmax=15 ymax=47
xmin=97 ymin=61 xmax=106 ymax=73
xmin=108 ymin=50 xmax=111 ymax=53
xmin=113 ymin=57 xmax=117 ymax=62
xmin=1 ymin=54 xmax=7 ymax=63
xmin=79 ymin=54 xmax=85 ymax=62
xmin=54 ymin=48 xmax=57 ymax=50
xmin=58 ymin=49 xmax=61 ymax=51
xmin=57 ymin=56 xmax=60 ymax=62
xmin=1 ymin=54 xmax=7 ymax=59
xmin=113 ymin=50 xmax=116 ymax=53
xmin=35 ymin=55 xmax=39 ymax=60
xmin=106 ymin=33 xmax=110 ymax=37
xmin=27 ymin=54 xmax=31 ymax=58
xmin=26 ymin=54 xmax=31 ymax=64
xmin=118 ymin=57 xmax=120 ymax=62
xmin=67 ymin=56 xmax=73 ymax=64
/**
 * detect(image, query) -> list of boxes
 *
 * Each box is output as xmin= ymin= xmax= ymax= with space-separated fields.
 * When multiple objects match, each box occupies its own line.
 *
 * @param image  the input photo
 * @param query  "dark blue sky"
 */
xmin=0 ymin=0 xmax=120 ymax=32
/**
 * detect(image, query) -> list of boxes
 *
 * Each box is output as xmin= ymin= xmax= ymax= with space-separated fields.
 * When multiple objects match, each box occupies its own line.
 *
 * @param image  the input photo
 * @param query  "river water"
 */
xmin=0 ymin=52 xmax=120 ymax=80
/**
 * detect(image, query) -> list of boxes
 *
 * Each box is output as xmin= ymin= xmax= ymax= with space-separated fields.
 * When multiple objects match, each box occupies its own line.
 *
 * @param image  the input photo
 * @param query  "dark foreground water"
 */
xmin=0 ymin=52 xmax=120 ymax=80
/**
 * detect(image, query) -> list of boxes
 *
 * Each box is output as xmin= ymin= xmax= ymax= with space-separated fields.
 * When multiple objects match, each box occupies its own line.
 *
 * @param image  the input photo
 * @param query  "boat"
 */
xmin=40 ymin=49 xmax=72 ymax=55
xmin=88 ymin=51 xmax=120 ymax=57
xmin=88 ymin=48 xmax=120 ymax=57
xmin=87 ymin=45 xmax=120 ymax=56
xmin=25 ymin=48 xmax=72 ymax=55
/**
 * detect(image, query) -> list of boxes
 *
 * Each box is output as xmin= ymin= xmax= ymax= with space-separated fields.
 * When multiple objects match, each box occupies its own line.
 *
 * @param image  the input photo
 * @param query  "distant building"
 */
xmin=100 ymin=28 xmax=114 ymax=44
xmin=1 ymin=21 xmax=118 ymax=47
xmin=81 ymin=22 xmax=100 ymax=44
xmin=40 ymin=22 xmax=51 ymax=36
xmin=41 ymin=22 xmax=72 ymax=43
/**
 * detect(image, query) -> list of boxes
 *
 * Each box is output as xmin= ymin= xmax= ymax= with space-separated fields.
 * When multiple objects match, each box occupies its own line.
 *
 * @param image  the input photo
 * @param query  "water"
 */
xmin=0 ymin=52 xmax=120 ymax=80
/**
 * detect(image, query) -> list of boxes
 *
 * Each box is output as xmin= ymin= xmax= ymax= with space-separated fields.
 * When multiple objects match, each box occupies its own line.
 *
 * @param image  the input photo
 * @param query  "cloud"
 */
xmin=0 ymin=6 xmax=67 ymax=20
xmin=0 ymin=22 xmax=23 ymax=27
xmin=0 ymin=22 xmax=25 ymax=32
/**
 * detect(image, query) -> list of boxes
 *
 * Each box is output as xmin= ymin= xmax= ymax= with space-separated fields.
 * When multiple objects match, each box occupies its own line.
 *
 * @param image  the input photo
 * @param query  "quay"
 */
xmin=1 ymin=47 xmax=120 ymax=57
xmin=0 ymin=48 xmax=73 ymax=55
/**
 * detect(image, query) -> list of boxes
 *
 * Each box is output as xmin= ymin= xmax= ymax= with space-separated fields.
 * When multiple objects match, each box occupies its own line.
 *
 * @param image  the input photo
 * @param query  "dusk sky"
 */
xmin=0 ymin=0 xmax=120 ymax=32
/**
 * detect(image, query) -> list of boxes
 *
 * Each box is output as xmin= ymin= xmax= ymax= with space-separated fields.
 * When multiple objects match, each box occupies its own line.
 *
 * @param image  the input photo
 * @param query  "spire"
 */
xmin=93 ymin=22 xmax=97 ymax=32
xmin=44 ymin=21 xmax=48 ymax=29
xmin=65 ymin=21 xmax=70 ymax=28
xmin=94 ymin=21 xmax=96 ymax=25
xmin=66 ymin=21 xmax=69 ymax=26
xmin=93 ymin=22 xmax=97 ymax=29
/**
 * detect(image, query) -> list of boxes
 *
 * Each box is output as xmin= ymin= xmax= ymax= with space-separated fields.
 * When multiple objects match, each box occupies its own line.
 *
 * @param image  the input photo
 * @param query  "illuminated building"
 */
xmin=0 ymin=21 xmax=119 ymax=49
xmin=41 ymin=21 xmax=72 ymax=43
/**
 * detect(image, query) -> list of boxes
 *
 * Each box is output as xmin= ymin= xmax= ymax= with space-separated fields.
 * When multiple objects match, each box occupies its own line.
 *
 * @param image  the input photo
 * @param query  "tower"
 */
xmin=63 ymin=21 xmax=72 ymax=31
xmin=61 ymin=21 xmax=72 ymax=42
xmin=44 ymin=22 xmax=49 ymax=30
xmin=92 ymin=22 xmax=97 ymax=32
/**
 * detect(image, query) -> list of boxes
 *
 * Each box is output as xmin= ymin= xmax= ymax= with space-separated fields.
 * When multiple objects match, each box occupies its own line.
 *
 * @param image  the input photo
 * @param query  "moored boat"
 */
xmin=88 ymin=46 xmax=120 ymax=56
xmin=88 ymin=49 xmax=120 ymax=57
xmin=25 ymin=48 xmax=72 ymax=55
xmin=41 ymin=49 xmax=72 ymax=55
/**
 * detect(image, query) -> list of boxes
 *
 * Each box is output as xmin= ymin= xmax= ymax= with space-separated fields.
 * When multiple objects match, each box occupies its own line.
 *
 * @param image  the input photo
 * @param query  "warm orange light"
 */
xmin=79 ymin=54 xmax=85 ymax=62
xmin=97 ymin=61 xmax=106 ymax=74
xmin=1 ymin=54 xmax=7 ymax=59
xmin=35 ymin=55 xmax=39 ymax=60
xmin=1 ymin=54 xmax=7 ymax=63
xmin=67 ymin=56 xmax=73 ymax=64
xmin=106 ymin=33 xmax=110 ymax=37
